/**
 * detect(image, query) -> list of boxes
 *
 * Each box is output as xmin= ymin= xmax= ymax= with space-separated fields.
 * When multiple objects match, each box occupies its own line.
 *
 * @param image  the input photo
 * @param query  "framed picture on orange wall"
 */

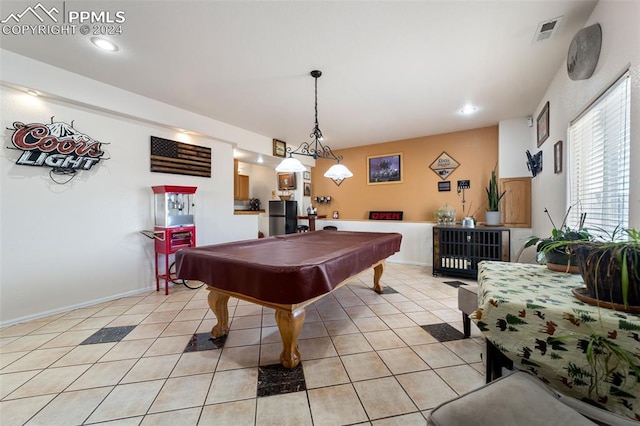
xmin=367 ymin=153 xmax=402 ymax=185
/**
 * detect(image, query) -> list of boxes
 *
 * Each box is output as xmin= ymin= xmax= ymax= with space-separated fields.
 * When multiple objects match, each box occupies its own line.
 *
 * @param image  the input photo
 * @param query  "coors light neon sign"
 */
xmin=8 ymin=118 xmax=108 ymax=183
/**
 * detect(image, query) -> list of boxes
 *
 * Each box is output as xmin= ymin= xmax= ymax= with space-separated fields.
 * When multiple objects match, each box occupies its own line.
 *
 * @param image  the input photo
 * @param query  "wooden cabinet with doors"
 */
xmin=234 ymin=159 xmax=250 ymax=200
xmin=500 ymin=177 xmax=531 ymax=227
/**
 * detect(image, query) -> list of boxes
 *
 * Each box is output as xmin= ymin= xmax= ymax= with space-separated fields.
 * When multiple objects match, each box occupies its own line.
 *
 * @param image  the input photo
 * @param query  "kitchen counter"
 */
xmin=234 ymin=210 xmax=265 ymax=215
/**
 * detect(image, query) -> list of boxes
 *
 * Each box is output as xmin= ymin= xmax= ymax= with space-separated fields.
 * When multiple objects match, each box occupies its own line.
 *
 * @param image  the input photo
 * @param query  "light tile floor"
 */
xmin=0 ymin=263 xmax=486 ymax=425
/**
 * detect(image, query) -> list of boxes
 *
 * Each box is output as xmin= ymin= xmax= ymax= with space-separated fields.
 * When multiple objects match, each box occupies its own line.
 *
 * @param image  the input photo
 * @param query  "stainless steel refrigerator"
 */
xmin=269 ymin=200 xmax=298 ymax=235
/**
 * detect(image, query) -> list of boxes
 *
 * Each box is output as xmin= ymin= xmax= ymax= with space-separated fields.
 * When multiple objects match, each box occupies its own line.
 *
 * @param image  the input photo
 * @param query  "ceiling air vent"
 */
xmin=532 ymin=16 xmax=563 ymax=43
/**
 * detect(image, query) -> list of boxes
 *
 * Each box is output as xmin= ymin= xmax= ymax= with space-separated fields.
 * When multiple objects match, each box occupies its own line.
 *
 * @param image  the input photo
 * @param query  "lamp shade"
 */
xmin=324 ymin=163 xmax=353 ymax=179
xmin=276 ymin=157 xmax=307 ymax=173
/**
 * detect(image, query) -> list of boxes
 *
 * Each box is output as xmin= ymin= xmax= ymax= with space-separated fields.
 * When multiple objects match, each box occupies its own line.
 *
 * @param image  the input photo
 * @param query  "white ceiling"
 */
xmin=0 ymin=1 xmax=598 ymax=153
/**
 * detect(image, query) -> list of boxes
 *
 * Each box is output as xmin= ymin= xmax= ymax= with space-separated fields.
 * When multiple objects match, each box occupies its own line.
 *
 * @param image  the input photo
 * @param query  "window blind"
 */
xmin=567 ymin=71 xmax=630 ymax=238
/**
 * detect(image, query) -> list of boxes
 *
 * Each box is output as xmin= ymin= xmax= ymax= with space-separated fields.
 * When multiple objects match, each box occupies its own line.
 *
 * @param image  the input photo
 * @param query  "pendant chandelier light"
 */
xmin=275 ymin=70 xmax=353 ymax=185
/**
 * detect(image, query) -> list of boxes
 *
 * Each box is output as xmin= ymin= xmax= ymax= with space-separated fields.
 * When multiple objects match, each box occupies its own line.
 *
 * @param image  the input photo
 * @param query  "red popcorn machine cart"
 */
xmin=151 ymin=185 xmax=197 ymax=294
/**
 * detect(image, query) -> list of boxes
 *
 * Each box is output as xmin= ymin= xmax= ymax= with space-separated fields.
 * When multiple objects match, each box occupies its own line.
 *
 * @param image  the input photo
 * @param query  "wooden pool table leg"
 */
xmin=373 ymin=261 xmax=385 ymax=293
xmin=275 ymin=308 xmax=306 ymax=369
xmin=207 ymin=287 xmax=230 ymax=337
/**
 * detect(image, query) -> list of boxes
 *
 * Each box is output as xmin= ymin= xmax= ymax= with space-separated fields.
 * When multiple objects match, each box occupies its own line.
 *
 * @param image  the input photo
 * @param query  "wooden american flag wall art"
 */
xmin=150 ymin=136 xmax=211 ymax=178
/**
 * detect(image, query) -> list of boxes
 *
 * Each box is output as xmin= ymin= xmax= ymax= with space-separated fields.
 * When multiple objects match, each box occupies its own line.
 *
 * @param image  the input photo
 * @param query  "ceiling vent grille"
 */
xmin=532 ymin=16 xmax=564 ymax=43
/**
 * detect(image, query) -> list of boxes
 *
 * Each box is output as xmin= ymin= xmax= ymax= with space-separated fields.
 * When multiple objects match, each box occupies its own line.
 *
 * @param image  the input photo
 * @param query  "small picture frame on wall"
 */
xmin=303 ymin=182 xmax=311 ymax=197
xmin=273 ymin=139 xmax=287 ymax=158
xmin=438 ymin=181 xmax=451 ymax=192
xmin=277 ymin=172 xmax=296 ymax=190
xmin=367 ymin=153 xmax=402 ymax=185
xmin=303 ymin=171 xmax=311 ymax=181
xmin=554 ymin=140 xmax=563 ymax=174
xmin=537 ymin=101 xmax=550 ymax=147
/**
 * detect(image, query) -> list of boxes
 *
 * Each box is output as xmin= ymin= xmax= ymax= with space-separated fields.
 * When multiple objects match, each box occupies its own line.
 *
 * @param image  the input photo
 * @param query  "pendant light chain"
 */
xmin=312 ymin=72 xmax=323 ymax=141
xmin=275 ymin=69 xmax=352 ymax=183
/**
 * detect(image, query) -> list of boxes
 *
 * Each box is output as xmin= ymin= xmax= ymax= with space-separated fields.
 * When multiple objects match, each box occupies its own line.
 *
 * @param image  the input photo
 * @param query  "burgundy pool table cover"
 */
xmin=176 ymin=231 xmax=402 ymax=305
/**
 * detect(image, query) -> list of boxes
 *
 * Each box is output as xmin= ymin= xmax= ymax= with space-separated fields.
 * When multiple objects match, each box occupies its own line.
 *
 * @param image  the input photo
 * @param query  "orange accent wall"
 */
xmin=311 ymin=126 xmax=499 ymax=222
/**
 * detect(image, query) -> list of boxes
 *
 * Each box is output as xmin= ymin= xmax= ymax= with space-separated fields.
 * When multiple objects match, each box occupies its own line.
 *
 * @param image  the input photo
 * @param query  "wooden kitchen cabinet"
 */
xmin=235 ymin=175 xmax=249 ymax=200
xmin=233 ymin=159 xmax=250 ymax=200
xmin=500 ymin=177 xmax=531 ymax=227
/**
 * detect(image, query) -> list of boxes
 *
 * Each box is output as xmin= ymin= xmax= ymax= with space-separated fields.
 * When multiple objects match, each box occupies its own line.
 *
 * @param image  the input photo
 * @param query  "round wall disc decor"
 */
xmin=567 ymin=23 xmax=602 ymax=81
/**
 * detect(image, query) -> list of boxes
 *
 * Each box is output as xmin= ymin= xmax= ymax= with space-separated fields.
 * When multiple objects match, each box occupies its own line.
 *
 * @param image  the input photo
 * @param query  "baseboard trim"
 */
xmin=388 ymin=259 xmax=430 ymax=267
xmin=0 ymin=284 xmax=162 ymax=328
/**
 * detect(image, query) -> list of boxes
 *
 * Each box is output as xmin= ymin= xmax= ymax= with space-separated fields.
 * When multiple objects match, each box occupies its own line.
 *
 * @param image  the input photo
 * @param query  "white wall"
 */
xmin=251 ymin=163 xmax=276 ymax=236
xmin=0 ymin=52 xmax=261 ymax=325
xmin=498 ymin=117 xmax=533 ymax=178
xmin=497 ymin=118 xmax=535 ymax=263
xmin=531 ymin=1 xmax=640 ymax=237
xmin=317 ymin=220 xmax=433 ymax=266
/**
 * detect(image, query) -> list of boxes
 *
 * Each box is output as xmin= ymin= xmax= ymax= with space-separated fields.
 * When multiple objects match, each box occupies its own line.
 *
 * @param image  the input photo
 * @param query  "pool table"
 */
xmin=176 ymin=230 xmax=402 ymax=368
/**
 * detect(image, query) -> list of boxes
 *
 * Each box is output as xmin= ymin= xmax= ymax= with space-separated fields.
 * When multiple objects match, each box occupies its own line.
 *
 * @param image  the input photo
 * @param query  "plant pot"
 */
xmin=572 ymin=244 xmax=640 ymax=307
xmin=544 ymin=249 xmax=580 ymax=273
xmin=485 ymin=211 xmax=502 ymax=226
xmin=546 ymin=262 xmax=581 ymax=274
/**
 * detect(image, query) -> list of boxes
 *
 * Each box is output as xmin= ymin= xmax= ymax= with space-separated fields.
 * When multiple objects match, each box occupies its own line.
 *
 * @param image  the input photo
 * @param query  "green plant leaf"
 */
xmin=620 ymin=248 xmax=629 ymax=307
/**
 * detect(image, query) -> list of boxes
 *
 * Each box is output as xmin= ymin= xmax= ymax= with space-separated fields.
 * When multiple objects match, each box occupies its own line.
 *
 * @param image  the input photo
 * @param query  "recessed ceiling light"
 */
xmin=460 ymin=105 xmax=478 ymax=115
xmin=26 ymin=89 xmax=39 ymax=96
xmin=90 ymin=37 xmax=119 ymax=52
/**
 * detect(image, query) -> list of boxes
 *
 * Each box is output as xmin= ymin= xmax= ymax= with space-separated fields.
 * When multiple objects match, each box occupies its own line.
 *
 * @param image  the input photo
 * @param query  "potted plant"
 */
xmin=539 ymin=225 xmax=640 ymax=416
xmin=484 ymin=167 xmax=505 ymax=225
xmin=570 ymin=227 xmax=640 ymax=310
xmin=524 ymin=207 xmax=592 ymax=273
xmin=539 ymin=223 xmax=640 ymax=310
